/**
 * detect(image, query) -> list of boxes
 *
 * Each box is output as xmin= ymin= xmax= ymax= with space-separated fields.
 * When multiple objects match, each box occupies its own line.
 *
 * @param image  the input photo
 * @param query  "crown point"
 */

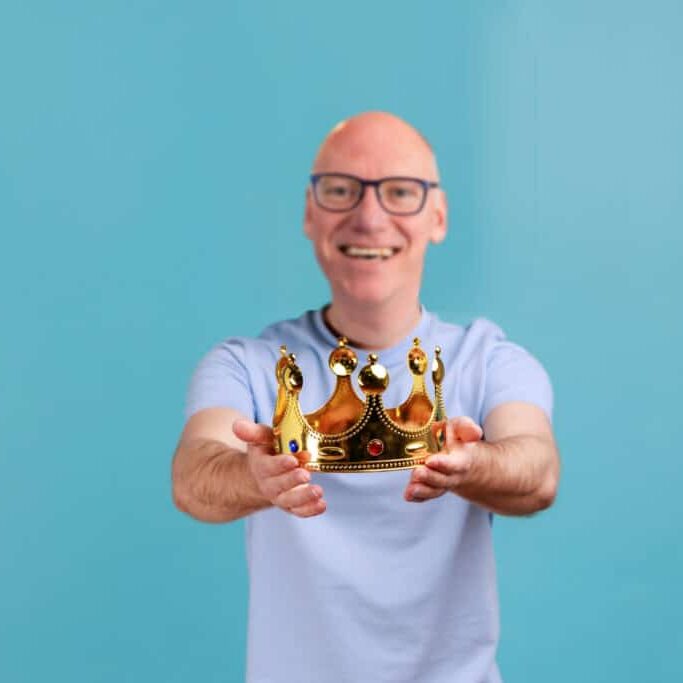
xmin=435 ymin=346 xmax=442 ymax=355
xmin=329 ymin=344 xmax=358 ymax=376
xmin=280 ymin=345 xmax=287 ymax=356
xmin=432 ymin=354 xmax=445 ymax=385
xmin=408 ymin=346 xmax=428 ymax=375
xmin=338 ymin=337 xmax=348 ymax=347
xmin=289 ymin=353 xmax=297 ymax=362
xmin=358 ymin=357 xmax=388 ymax=394
xmin=413 ymin=337 xmax=421 ymax=346
xmin=284 ymin=362 xmax=303 ymax=392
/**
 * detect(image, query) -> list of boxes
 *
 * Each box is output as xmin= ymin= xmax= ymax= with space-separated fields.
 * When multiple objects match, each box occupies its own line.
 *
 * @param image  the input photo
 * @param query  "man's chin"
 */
xmin=334 ymin=280 xmax=401 ymax=308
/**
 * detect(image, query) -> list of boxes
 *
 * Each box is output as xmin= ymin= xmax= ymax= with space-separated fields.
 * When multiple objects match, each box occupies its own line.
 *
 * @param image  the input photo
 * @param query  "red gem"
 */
xmin=367 ymin=439 xmax=384 ymax=457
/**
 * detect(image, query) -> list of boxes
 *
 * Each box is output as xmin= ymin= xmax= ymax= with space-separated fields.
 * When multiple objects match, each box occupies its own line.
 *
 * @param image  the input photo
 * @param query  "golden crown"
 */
xmin=272 ymin=338 xmax=447 ymax=473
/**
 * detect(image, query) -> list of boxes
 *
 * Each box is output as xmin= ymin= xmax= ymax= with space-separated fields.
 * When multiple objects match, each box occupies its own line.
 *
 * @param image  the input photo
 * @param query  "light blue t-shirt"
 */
xmin=186 ymin=307 xmax=553 ymax=683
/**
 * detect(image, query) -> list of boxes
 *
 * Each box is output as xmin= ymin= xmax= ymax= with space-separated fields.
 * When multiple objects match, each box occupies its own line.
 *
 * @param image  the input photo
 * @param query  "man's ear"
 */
xmin=429 ymin=190 xmax=448 ymax=244
xmin=303 ymin=187 xmax=314 ymax=240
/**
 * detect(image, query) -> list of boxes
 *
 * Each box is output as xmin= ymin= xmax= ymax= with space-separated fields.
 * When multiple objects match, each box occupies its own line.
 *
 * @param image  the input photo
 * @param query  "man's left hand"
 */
xmin=404 ymin=417 xmax=483 ymax=502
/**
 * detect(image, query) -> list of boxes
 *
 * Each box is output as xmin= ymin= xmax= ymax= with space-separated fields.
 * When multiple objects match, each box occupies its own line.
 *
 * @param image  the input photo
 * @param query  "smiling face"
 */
xmin=304 ymin=113 xmax=447 ymax=309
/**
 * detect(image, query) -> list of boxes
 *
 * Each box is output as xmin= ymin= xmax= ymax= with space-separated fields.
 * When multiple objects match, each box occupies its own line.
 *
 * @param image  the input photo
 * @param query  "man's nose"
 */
xmin=352 ymin=187 xmax=388 ymax=231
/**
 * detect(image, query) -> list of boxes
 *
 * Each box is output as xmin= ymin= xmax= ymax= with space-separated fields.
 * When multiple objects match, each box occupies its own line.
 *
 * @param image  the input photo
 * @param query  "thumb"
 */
xmin=232 ymin=419 xmax=273 ymax=446
xmin=450 ymin=416 xmax=483 ymax=444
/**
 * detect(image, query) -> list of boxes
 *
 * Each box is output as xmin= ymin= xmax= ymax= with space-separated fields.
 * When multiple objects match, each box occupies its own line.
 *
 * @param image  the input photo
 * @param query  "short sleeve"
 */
xmin=480 ymin=338 xmax=554 ymax=424
xmin=184 ymin=339 xmax=256 ymax=420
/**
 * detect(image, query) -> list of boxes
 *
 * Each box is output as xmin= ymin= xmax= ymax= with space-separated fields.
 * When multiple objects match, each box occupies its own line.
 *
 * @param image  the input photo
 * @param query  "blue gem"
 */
xmin=288 ymin=439 xmax=299 ymax=453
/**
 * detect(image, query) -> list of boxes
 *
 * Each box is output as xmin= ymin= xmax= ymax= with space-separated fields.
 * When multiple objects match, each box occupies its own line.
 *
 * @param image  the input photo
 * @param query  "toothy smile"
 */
xmin=339 ymin=245 xmax=402 ymax=260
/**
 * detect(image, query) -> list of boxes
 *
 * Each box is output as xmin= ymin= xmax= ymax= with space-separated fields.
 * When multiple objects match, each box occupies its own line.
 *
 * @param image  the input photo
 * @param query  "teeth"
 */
xmin=340 ymin=246 xmax=398 ymax=260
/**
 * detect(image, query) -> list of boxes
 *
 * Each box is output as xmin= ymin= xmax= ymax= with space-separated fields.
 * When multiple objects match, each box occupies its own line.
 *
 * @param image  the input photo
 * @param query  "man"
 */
xmin=172 ymin=111 xmax=560 ymax=682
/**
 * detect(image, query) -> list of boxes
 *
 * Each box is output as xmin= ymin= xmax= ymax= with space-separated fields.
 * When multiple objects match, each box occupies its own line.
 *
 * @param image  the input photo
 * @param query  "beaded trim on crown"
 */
xmin=272 ymin=338 xmax=447 ymax=473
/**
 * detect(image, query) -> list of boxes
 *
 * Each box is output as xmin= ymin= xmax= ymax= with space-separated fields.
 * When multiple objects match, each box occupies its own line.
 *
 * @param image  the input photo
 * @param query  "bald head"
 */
xmin=312 ymin=112 xmax=439 ymax=181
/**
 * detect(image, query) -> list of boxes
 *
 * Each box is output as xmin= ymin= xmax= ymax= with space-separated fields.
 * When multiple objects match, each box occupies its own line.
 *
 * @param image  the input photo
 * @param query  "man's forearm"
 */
xmin=454 ymin=434 xmax=560 ymax=516
xmin=172 ymin=439 xmax=271 ymax=523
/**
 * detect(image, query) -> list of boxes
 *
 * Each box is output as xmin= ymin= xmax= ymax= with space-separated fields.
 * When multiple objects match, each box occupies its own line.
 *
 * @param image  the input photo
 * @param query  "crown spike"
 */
xmin=432 ymin=348 xmax=445 ymax=385
xmin=282 ymin=354 xmax=303 ymax=393
xmin=408 ymin=342 xmax=428 ymax=376
xmin=387 ymin=339 xmax=432 ymax=429
xmin=358 ymin=354 xmax=388 ymax=394
xmin=329 ymin=342 xmax=358 ymax=377
xmin=274 ymin=346 xmax=297 ymax=428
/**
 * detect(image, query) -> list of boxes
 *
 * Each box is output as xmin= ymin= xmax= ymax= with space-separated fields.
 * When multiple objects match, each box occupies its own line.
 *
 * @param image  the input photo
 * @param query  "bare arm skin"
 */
xmin=172 ymin=407 xmax=326 ymax=523
xmin=404 ymin=401 xmax=560 ymax=516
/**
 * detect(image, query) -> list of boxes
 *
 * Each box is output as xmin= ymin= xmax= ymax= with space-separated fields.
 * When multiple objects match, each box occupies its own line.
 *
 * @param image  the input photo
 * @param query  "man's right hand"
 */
xmin=233 ymin=419 xmax=327 ymax=518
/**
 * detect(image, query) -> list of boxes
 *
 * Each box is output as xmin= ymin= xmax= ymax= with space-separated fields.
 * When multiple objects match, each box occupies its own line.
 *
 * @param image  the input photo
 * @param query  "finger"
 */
xmin=290 ymin=497 xmax=327 ymax=518
xmin=404 ymin=483 xmax=446 ymax=502
xmin=411 ymin=465 xmax=452 ymax=489
xmin=263 ymin=465 xmax=311 ymax=499
xmin=451 ymin=416 xmax=483 ymax=443
xmin=445 ymin=419 xmax=457 ymax=450
xmin=276 ymin=483 xmax=324 ymax=512
xmin=248 ymin=442 xmax=277 ymax=459
xmin=251 ymin=451 xmax=300 ymax=479
xmin=425 ymin=450 xmax=472 ymax=476
xmin=233 ymin=419 xmax=273 ymax=445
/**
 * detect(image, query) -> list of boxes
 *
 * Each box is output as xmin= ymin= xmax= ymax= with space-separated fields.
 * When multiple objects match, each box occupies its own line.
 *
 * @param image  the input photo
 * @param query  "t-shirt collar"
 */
xmin=311 ymin=304 xmax=434 ymax=367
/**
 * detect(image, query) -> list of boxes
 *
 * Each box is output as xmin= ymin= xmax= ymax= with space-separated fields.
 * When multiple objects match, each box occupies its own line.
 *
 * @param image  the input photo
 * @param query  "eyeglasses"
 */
xmin=310 ymin=173 xmax=439 ymax=216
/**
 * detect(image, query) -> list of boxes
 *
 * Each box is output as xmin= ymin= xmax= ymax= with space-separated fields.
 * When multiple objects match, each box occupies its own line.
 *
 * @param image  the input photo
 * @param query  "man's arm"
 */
xmin=405 ymin=401 xmax=560 ymax=516
xmin=172 ymin=407 xmax=326 ymax=523
xmin=172 ymin=407 xmax=270 ymax=523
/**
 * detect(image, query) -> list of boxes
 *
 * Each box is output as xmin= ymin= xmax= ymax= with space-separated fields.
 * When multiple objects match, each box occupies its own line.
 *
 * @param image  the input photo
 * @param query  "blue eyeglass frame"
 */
xmin=310 ymin=173 xmax=440 ymax=216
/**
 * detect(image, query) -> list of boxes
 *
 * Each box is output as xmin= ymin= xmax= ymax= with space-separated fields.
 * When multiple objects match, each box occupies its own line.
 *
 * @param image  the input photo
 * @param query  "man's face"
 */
xmin=304 ymin=117 xmax=447 ymax=308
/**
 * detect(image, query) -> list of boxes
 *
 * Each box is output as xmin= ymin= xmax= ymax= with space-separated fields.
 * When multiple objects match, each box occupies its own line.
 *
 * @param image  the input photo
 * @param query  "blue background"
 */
xmin=2 ymin=1 xmax=682 ymax=681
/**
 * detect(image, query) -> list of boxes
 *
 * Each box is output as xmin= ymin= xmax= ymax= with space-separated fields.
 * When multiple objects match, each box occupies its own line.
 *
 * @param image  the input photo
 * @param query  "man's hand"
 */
xmin=233 ymin=419 xmax=327 ymax=518
xmin=404 ymin=417 xmax=483 ymax=502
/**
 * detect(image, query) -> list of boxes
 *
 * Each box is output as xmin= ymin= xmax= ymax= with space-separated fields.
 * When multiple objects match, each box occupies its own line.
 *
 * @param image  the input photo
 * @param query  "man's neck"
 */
xmin=323 ymin=297 xmax=422 ymax=350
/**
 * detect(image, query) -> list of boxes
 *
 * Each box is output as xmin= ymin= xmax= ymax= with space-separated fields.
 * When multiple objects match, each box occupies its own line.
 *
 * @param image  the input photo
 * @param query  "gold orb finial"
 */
xmin=432 ymin=348 xmax=445 ymax=385
xmin=358 ymin=354 xmax=388 ymax=394
xmin=283 ymin=362 xmax=303 ymax=392
xmin=408 ymin=343 xmax=428 ymax=375
xmin=329 ymin=344 xmax=358 ymax=377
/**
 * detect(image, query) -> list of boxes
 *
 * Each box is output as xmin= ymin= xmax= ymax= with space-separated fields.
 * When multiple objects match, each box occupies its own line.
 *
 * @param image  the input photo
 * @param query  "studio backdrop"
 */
xmin=1 ymin=1 xmax=681 ymax=682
